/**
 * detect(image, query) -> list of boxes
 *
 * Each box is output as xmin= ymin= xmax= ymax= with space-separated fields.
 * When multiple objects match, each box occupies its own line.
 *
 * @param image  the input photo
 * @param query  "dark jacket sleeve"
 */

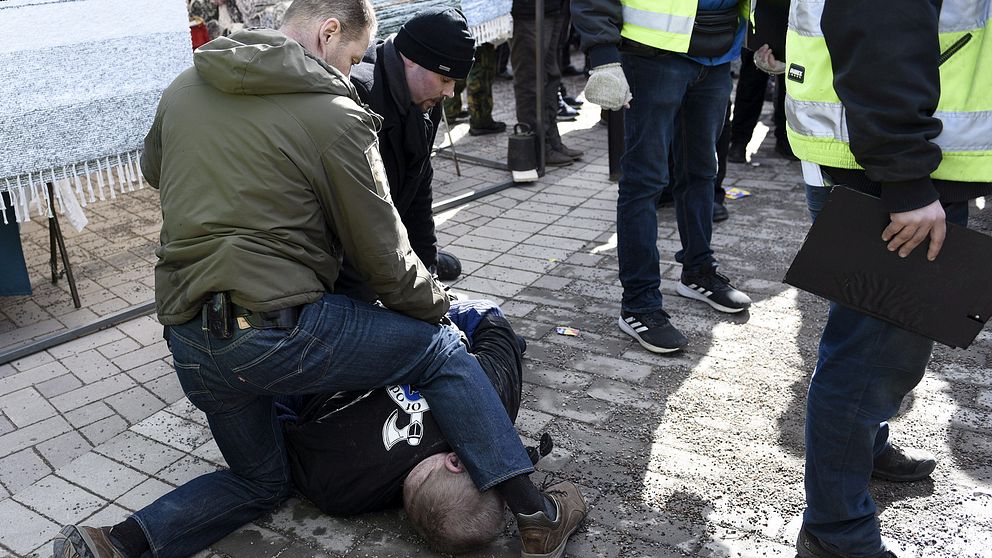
xmin=570 ymin=0 xmax=623 ymax=67
xmin=401 ymin=164 xmax=438 ymax=269
xmin=821 ymin=0 xmax=943 ymax=213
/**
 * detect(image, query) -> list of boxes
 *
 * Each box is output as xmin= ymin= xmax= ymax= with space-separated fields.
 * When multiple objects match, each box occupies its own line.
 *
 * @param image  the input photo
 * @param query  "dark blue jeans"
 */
xmin=133 ymin=294 xmax=534 ymax=558
xmin=618 ymin=52 xmax=730 ymax=314
xmin=803 ymin=185 xmax=968 ymax=557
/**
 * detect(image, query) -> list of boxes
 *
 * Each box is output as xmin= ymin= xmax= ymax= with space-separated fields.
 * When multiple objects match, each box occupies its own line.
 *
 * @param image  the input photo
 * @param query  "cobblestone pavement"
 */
xmin=2 ymin=73 xmax=991 ymax=558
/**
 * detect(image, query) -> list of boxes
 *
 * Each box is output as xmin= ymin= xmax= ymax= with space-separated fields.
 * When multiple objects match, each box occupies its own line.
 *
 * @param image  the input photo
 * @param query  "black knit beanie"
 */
xmin=393 ymin=7 xmax=476 ymax=79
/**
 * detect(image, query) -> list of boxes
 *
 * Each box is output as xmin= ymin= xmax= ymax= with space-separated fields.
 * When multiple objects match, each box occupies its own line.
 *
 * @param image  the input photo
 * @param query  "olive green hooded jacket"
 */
xmin=142 ymin=29 xmax=448 ymax=326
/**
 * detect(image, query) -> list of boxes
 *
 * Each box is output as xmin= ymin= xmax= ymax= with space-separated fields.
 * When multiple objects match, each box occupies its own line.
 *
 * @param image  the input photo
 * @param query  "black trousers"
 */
xmin=730 ymin=48 xmax=787 ymax=146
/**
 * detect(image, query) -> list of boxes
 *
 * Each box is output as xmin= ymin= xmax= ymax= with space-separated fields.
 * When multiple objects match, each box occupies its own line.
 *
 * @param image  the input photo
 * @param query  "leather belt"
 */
xmin=231 ymin=303 xmax=301 ymax=330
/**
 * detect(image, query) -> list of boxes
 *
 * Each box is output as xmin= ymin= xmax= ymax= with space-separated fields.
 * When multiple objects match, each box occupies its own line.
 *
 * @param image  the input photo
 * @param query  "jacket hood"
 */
xmin=194 ymin=28 xmax=357 ymax=98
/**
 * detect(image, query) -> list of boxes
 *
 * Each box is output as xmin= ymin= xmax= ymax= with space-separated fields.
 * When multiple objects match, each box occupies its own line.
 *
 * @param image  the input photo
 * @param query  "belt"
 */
xmin=231 ymin=303 xmax=301 ymax=330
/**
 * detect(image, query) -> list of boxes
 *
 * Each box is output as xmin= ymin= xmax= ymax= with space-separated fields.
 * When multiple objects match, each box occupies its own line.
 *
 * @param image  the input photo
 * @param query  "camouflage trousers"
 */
xmin=444 ymin=43 xmax=498 ymax=127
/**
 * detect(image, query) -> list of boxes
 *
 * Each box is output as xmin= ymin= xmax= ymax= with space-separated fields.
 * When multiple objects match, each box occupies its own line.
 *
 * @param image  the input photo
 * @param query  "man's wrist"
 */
xmin=588 ymin=44 xmax=621 ymax=68
xmin=879 ymin=177 xmax=940 ymax=213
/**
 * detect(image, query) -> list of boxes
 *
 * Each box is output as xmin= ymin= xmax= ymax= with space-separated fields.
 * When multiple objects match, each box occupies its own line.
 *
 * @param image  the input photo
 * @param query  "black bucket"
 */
xmin=507 ymin=123 xmax=538 ymax=182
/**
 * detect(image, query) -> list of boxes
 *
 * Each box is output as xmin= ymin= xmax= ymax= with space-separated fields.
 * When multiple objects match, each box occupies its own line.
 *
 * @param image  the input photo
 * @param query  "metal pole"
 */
xmin=440 ymin=110 xmax=462 ymax=177
xmin=535 ymin=0 xmax=546 ymax=176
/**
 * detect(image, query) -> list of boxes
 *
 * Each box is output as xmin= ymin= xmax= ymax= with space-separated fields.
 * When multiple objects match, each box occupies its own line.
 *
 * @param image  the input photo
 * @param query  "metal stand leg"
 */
xmin=440 ymin=111 xmax=462 ymax=177
xmin=535 ymin=0 xmax=546 ymax=177
xmin=607 ymin=109 xmax=624 ymax=182
xmin=46 ymin=182 xmax=81 ymax=308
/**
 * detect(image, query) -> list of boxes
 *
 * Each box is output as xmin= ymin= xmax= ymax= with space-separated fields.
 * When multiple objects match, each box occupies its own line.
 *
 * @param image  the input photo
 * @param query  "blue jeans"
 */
xmin=617 ymin=53 xmax=730 ymax=314
xmin=803 ymin=185 xmax=967 ymax=557
xmin=133 ymin=294 xmax=533 ymax=558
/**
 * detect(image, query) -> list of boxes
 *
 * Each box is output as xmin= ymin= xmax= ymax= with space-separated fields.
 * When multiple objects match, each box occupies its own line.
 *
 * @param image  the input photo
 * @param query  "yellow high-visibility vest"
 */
xmin=785 ymin=0 xmax=992 ymax=182
xmin=620 ymin=0 xmax=751 ymax=54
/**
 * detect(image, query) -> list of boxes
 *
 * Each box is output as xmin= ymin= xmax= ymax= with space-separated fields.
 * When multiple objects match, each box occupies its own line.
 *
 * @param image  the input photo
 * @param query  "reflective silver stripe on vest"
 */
xmin=622 ymin=5 xmax=694 ymax=36
xmin=788 ymin=0 xmax=988 ymax=36
xmin=787 ymin=96 xmax=992 ymax=152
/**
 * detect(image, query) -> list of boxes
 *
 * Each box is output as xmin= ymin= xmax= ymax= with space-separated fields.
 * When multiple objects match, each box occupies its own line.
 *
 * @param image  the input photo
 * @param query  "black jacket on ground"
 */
xmin=335 ymin=37 xmax=442 ymax=302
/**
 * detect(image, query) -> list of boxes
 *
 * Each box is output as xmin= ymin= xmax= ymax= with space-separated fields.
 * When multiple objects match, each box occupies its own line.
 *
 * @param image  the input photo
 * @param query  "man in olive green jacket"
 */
xmin=53 ymin=2 xmax=587 ymax=558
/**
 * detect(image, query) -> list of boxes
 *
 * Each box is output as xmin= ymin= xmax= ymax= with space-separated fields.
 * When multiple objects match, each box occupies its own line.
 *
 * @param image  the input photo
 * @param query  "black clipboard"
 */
xmin=784 ymin=187 xmax=992 ymax=348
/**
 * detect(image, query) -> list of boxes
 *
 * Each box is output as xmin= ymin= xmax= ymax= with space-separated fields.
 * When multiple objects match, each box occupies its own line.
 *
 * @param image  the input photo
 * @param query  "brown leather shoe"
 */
xmin=516 ymin=481 xmax=588 ymax=558
xmin=53 ymin=525 xmax=125 ymax=558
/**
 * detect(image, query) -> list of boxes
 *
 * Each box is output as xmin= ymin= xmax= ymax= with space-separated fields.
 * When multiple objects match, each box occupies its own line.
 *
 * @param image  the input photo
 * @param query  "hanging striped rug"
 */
xmin=0 ymin=0 xmax=193 ymax=224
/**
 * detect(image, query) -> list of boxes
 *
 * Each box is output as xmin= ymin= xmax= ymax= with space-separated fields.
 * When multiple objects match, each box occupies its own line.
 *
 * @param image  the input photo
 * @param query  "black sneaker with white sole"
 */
xmin=618 ymin=309 xmax=688 ymax=353
xmin=676 ymin=268 xmax=751 ymax=313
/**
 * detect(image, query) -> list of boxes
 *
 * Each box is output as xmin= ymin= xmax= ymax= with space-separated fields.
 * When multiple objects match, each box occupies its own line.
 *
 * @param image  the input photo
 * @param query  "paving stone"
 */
xmin=59 ymin=349 xmax=121 ymax=384
xmin=145 ymin=372 xmax=186 ymax=405
xmin=525 ymin=386 xmax=613 ymax=425
xmin=523 ymin=362 xmax=594 ymax=392
xmin=64 ymin=401 xmax=115 ymax=429
xmin=94 ymin=430 xmax=184 ymax=475
xmin=0 ymin=448 xmax=51 ymax=494
xmin=57 ymin=452 xmax=147 ymax=500
xmin=0 ymin=498 xmax=60 ymax=555
xmin=0 ymin=361 xmax=70 ymax=398
xmin=209 ymin=524 xmax=291 ymax=558
xmin=34 ymin=373 xmax=83 ymax=398
xmin=0 ymin=387 xmax=58 ymax=428
xmin=81 ymin=502 xmax=131 ymax=529
xmin=47 ymin=328 xmax=127 ymax=360
xmin=572 ymin=354 xmax=655 ymax=384
xmin=95 ymin=336 xmax=141 ymax=360
xmin=106 ymin=386 xmax=166 ymax=425
xmin=0 ymin=416 xmax=72 ymax=459
xmin=35 ymin=431 xmax=93 ymax=470
xmin=14 ymin=474 xmax=107 ymax=525
xmin=125 ymin=359 xmax=173 ymax=384
xmin=9 ymin=351 xmax=55 ymax=373
xmin=587 ymin=378 xmax=657 ymax=411
xmin=470 ymin=264 xmax=542 ymax=286
xmin=50 ymin=373 xmax=136 ymax=413
xmin=156 ymin=455 xmax=219 ymax=486
xmin=0 ymin=412 xmax=13 ymax=436
xmin=451 ymin=276 xmax=526 ymax=299
xmin=117 ymin=477 xmax=173 ymax=511
xmin=110 ymin=341 xmax=170 ymax=372
xmin=264 ymin=497 xmax=367 ymax=554
xmin=79 ymin=414 xmax=129 ymax=446
xmin=191 ymin=439 xmax=225 ymax=466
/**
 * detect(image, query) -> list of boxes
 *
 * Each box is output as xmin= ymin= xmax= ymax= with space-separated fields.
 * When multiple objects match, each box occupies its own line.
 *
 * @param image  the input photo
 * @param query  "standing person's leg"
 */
xmin=615 ymin=51 xmax=692 ymax=353
xmin=467 ymin=43 xmax=505 ymax=135
xmin=542 ymin=10 xmax=567 ymax=154
xmin=671 ymin=61 xmax=751 ymax=313
xmin=728 ymin=48 xmax=769 ymax=161
xmin=510 ymin=19 xmax=538 ymax=135
xmin=800 ymin=201 xmax=966 ymax=558
xmin=713 ymin=101 xmax=732 ymax=221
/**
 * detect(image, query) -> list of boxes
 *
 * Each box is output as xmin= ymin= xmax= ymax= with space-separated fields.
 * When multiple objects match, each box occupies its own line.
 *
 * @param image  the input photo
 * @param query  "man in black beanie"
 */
xmin=334 ymin=7 xmax=474 ymax=302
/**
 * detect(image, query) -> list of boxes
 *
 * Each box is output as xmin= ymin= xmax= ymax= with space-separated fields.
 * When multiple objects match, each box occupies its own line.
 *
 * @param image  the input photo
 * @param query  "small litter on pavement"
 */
xmin=725 ymin=187 xmax=752 ymax=200
xmin=555 ymin=326 xmax=580 ymax=336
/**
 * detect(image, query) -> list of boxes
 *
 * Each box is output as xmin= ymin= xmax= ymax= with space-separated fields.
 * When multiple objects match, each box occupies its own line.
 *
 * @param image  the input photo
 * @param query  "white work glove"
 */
xmin=583 ymin=62 xmax=633 ymax=111
xmin=754 ymin=44 xmax=786 ymax=75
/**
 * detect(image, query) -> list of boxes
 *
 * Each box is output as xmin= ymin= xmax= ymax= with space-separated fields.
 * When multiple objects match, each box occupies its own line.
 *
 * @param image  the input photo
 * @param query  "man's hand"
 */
xmin=583 ymin=63 xmax=632 ymax=111
xmin=882 ymin=200 xmax=946 ymax=260
xmin=754 ymin=44 xmax=786 ymax=75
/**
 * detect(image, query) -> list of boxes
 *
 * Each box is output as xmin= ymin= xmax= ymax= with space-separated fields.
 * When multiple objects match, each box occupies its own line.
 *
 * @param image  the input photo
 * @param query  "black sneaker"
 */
xmin=618 ymin=309 xmax=688 ymax=353
xmin=677 ymin=267 xmax=751 ymax=313
xmin=796 ymin=526 xmax=898 ymax=558
xmin=872 ymin=443 xmax=936 ymax=482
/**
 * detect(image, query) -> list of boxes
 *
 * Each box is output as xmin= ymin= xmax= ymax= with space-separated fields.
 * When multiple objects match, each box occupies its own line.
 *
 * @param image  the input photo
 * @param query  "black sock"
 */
xmin=495 ymin=475 xmax=557 ymax=521
xmin=108 ymin=517 xmax=149 ymax=558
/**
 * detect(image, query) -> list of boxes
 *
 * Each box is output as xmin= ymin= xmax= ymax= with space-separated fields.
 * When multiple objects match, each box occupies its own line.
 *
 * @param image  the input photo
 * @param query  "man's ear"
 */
xmin=444 ymin=452 xmax=464 ymax=474
xmin=319 ymin=17 xmax=341 ymax=44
